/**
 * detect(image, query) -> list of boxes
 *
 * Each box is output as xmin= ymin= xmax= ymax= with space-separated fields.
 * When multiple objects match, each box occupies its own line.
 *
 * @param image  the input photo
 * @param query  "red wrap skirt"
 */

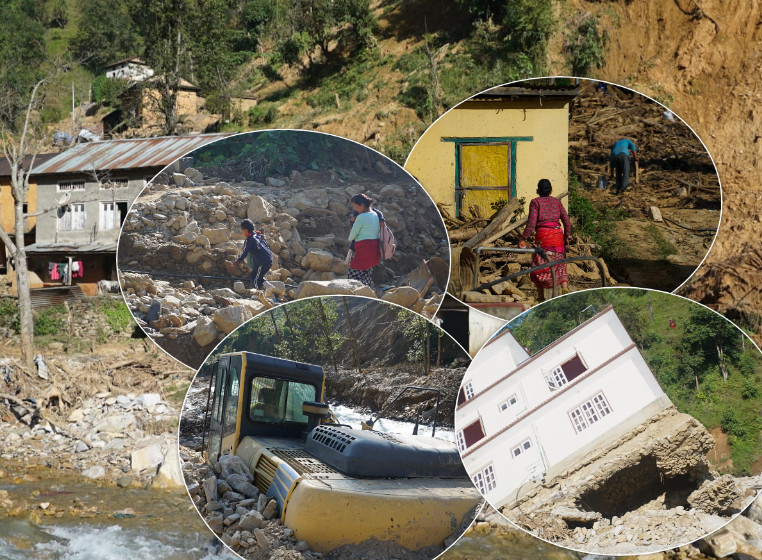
xmin=350 ymin=239 xmax=381 ymax=270
xmin=530 ymin=226 xmax=567 ymax=289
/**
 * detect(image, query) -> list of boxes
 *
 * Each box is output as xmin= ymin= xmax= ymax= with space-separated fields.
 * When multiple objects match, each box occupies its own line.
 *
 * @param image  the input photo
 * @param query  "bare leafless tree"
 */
xmin=0 ymin=61 xmax=69 ymax=366
xmin=1 ymin=77 xmax=51 ymax=365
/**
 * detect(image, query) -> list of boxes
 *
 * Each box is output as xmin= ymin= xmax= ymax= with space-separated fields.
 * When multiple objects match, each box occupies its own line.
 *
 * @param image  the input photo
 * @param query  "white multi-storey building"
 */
xmin=455 ymin=305 xmax=672 ymax=507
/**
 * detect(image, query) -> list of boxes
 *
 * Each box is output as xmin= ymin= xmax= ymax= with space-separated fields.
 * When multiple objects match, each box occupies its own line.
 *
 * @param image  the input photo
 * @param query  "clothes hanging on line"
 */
xmin=49 ymin=262 xmax=60 ymax=280
xmin=72 ymin=260 xmax=84 ymax=278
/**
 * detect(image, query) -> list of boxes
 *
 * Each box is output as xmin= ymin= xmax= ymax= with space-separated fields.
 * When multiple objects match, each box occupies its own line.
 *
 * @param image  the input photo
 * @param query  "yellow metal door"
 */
xmin=459 ymin=143 xmax=511 ymax=219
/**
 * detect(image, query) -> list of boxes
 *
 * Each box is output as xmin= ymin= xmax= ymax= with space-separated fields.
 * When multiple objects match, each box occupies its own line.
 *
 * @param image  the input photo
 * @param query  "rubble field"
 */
xmin=452 ymin=497 xmax=762 ymax=560
xmin=118 ymin=165 xmax=448 ymax=369
xmin=500 ymin=407 xmax=760 ymax=554
xmin=0 ymin=336 xmax=197 ymax=522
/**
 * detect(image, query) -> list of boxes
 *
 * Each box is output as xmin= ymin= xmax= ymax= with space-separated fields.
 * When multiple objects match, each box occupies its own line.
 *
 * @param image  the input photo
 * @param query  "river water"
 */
xmin=0 ymin=522 xmax=235 ymax=560
xmin=0 ymin=462 xmax=235 ymax=560
xmin=330 ymin=402 xmax=455 ymax=442
xmin=1 ymin=399 xmax=454 ymax=560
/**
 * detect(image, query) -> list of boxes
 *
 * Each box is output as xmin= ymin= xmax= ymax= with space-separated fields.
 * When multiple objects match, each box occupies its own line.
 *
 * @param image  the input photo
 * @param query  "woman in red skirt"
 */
xmin=520 ymin=179 xmax=571 ymax=301
xmin=346 ymin=194 xmax=381 ymax=286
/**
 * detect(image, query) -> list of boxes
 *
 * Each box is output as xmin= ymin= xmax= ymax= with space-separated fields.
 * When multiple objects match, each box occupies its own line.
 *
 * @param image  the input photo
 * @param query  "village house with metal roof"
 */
xmin=1 ymin=133 xmax=231 ymax=296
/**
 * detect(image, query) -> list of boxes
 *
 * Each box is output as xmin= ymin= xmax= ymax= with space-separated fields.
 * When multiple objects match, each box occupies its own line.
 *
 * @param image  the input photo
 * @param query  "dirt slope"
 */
xmin=559 ymin=0 xmax=762 ymax=341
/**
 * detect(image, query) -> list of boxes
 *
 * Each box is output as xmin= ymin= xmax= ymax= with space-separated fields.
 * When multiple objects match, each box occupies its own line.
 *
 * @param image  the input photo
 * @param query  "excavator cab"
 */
xmin=203 ymin=352 xmax=325 ymax=463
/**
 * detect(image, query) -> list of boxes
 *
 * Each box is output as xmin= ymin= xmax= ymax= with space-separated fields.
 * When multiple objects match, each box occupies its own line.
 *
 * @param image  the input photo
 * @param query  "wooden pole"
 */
xmin=315 ymin=300 xmax=339 ymax=375
xmin=269 ymin=311 xmax=284 ymax=348
xmin=342 ymin=297 xmax=362 ymax=375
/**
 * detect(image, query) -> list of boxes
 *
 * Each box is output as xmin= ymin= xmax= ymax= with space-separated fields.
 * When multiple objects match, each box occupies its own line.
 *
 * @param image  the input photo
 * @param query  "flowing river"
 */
xmin=0 ymin=462 xmax=235 ymax=560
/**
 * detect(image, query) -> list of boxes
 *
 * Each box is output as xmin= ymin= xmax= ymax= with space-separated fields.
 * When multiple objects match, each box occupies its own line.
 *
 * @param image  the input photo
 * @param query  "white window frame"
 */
xmin=499 ymin=394 xmax=519 ymax=413
xmin=511 ymin=438 xmax=533 ymax=458
xmin=550 ymin=365 xmax=568 ymax=388
xmin=472 ymin=463 xmax=496 ymax=493
xmin=57 ymin=180 xmax=85 ymax=192
xmin=57 ymin=203 xmax=85 ymax=231
xmin=568 ymin=392 xmax=612 ymax=434
xmin=463 ymin=381 xmax=474 ymax=401
xmin=99 ymin=201 xmax=117 ymax=230
xmin=456 ymin=430 xmax=466 ymax=453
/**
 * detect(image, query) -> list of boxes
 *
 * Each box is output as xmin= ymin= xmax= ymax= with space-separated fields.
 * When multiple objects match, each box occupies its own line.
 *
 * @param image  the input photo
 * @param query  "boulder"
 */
xmin=136 ymin=393 xmax=161 ymax=408
xmin=131 ymin=441 xmax=164 ymax=472
xmin=96 ymin=412 xmax=136 ymax=433
xmin=293 ymin=279 xmax=375 ymax=299
xmin=227 ymin=474 xmax=259 ymax=498
xmin=218 ymin=454 xmax=254 ymax=480
xmin=381 ymin=286 xmax=420 ymax=308
xmin=213 ymin=306 xmax=253 ymax=335
xmin=239 ymin=510 xmax=265 ymax=531
xmin=193 ymin=316 xmax=218 ymax=347
xmin=301 ymin=250 xmax=340 ymax=272
xmin=203 ymin=475 xmax=218 ymax=503
xmin=152 ymin=445 xmax=184 ymax=489
xmin=202 ymin=227 xmax=230 ymax=245
xmin=81 ymin=466 xmax=106 ymax=479
xmin=247 ymin=195 xmax=276 ymax=222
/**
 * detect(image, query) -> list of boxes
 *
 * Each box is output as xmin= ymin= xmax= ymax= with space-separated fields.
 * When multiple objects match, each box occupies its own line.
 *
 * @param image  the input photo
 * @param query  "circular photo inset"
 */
xmin=117 ymin=130 xmax=450 ymax=369
xmin=405 ymin=78 xmax=721 ymax=320
xmin=179 ymin=296 xmax=481 ymax=560
xmin=454 ymin=288 xmax=761 ymax=555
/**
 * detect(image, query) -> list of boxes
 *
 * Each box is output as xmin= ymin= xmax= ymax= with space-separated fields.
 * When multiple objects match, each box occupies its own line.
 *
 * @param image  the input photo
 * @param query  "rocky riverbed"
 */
xmin=0 ymin=339 xmax=193 ymax=494
xmin=118 ymin=166 xmax=449 ymax=369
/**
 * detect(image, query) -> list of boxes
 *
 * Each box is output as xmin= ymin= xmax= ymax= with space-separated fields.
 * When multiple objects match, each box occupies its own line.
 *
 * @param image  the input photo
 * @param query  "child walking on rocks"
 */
xmin=235 ymin=219 xmax=272 ymax=290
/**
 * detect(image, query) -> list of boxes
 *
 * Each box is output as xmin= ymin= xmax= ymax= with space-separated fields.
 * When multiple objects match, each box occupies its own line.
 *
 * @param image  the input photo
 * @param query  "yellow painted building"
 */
xmin=405 ymin=83 xmax=579 ymax=220
xmin=0 ymin=154 xmax=58 ymax=274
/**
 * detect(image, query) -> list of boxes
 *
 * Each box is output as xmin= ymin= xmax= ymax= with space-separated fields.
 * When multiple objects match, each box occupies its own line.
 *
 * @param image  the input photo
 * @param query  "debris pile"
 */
xmin=182 ymin=449 xmax=319 ymax=560
xmin=566 ymin=81 xmax=720 ymax=289
xmin=500 ymin=407 xmax=761 ymax=554
xmin=459 ymin=494 xmax=762 ymax=560
xmin=0 ymin=344 xmax=191 ymax=499
xmin=119 ymin=167 xmax=448 ymax=368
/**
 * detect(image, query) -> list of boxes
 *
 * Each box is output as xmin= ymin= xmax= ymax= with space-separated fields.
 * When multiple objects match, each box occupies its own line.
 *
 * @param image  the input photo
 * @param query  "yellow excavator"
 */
xmin=201 ymin=351 xmax=480 ymax=553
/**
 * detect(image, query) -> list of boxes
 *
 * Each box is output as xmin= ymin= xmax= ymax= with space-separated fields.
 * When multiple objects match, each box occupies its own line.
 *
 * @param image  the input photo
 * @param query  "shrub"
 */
xmin=741 ymin=377 xmax=759 ymax=399
xmin=248 ymin=103 xmax=279 ymax=125
xmin=566 ymin=14 xmax=608 ymax=75
xmin=34 ymin=305 xmax=67 ymax=336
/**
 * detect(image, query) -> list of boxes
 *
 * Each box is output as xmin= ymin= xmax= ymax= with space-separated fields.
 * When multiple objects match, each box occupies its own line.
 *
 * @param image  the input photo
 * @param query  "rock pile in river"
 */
xmin=181 ymin=448 xmax=320 ymax=560
xmin=119 ymin=167 xmax=448 ymax=368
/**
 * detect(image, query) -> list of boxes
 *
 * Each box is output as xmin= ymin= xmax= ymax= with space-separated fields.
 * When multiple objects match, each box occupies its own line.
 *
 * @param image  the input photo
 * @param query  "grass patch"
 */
xmin=646 ymin=224 xmax=678 ymax=260
xmin=92 ymin=297 xmax=133 ymax=333
xmin=164 ymin=380 xmax=191 ymax=408
xmin=568 ymin=168 xmax=630 ymax=260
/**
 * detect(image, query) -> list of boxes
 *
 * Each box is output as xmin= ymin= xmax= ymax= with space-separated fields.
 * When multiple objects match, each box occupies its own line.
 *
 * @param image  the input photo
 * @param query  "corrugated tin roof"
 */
xmin=30 ymin=285 xmax=85 ymax=310
xmin=0 ymin=153 xmax=59 ymax=177
xmin=473 ymin=84 xmax=580 ymax=100
xmin=104 ymin=57 xmax=149 ymax=68
xmin=32 ymin=133 xmax=233 ymax=175
xmin=25 ymin=241 xmax=118 ymax=254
